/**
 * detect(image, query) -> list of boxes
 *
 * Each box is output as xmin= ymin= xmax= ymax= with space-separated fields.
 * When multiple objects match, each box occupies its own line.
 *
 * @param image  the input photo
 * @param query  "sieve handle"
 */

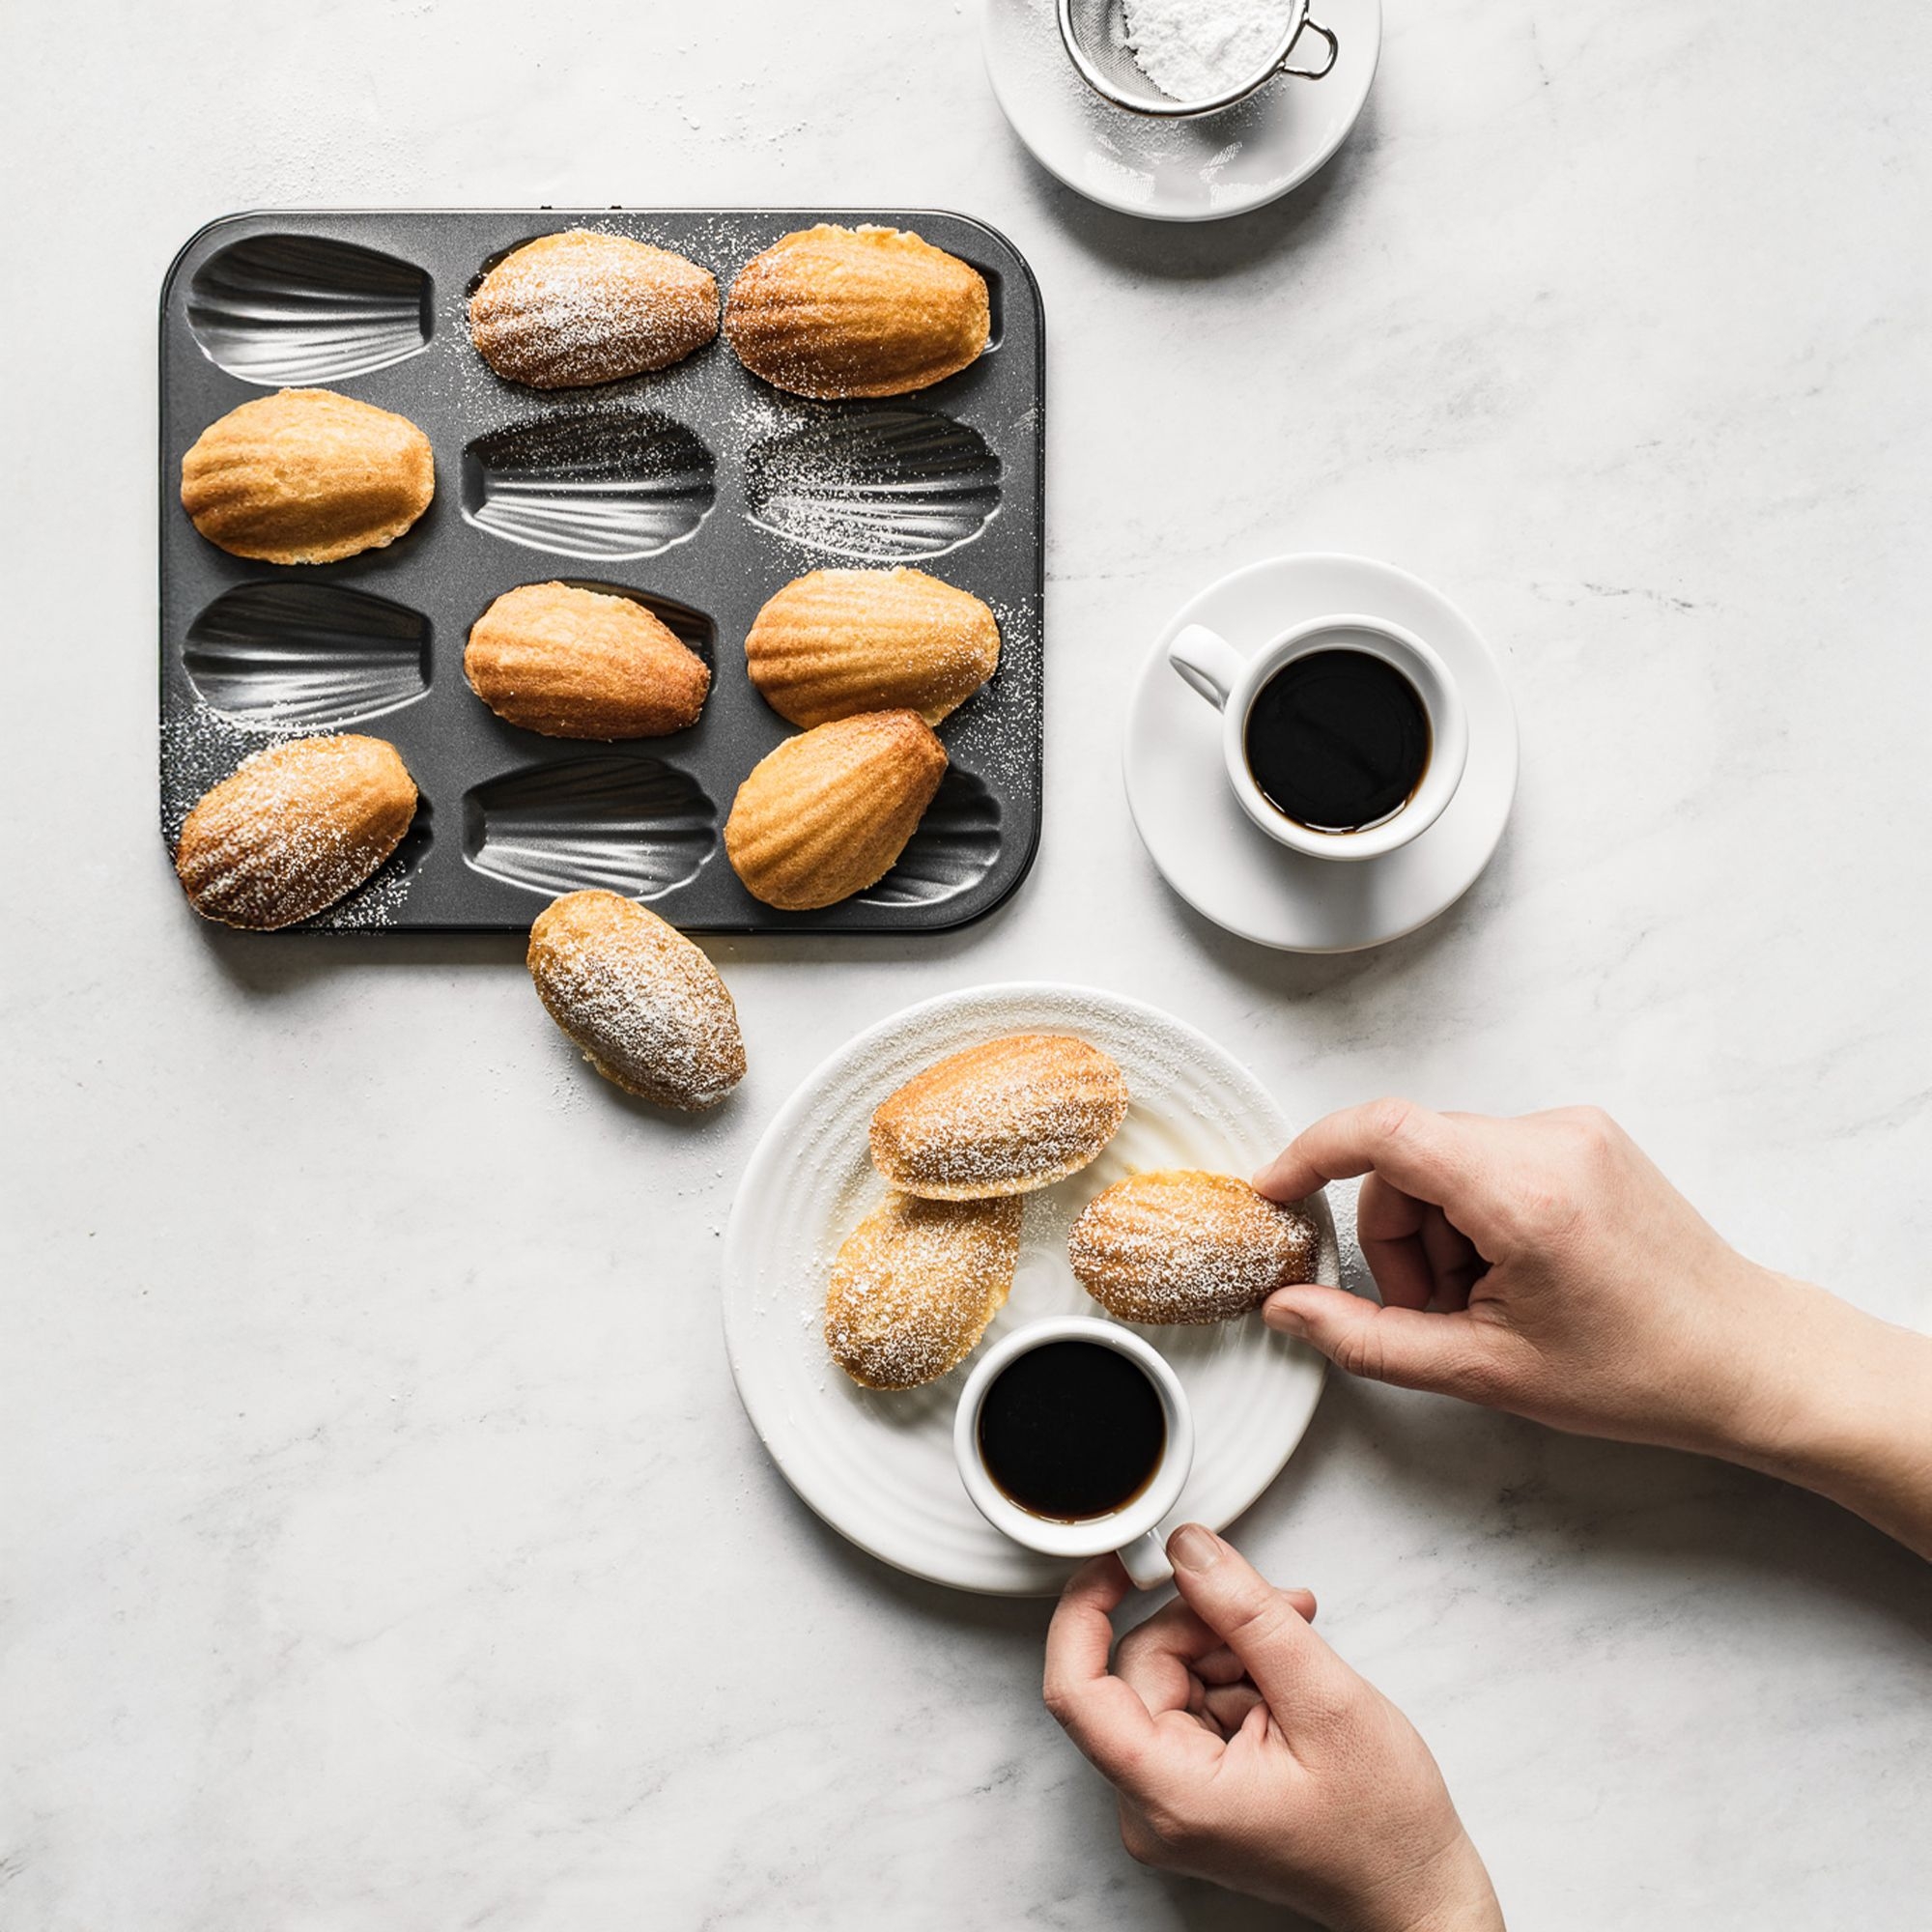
xmin=1280 ymin=13 xmax=1339 ymax=80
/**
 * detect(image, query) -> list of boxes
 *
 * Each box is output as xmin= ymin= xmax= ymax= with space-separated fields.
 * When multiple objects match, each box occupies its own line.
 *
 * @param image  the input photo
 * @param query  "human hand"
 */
xmin=1252 ymin=1100 xmax=1807 ymax=1461
xmin=1044 ymin=1527 xmax=1501 ymax=1931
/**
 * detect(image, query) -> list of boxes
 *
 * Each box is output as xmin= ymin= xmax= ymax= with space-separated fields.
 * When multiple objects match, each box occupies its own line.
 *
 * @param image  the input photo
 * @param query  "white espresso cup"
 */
xmin=1168 ymin=613 xmax=1469 ymax=862
xmin=954 ymin=1316 xmax=1195 ymax=1590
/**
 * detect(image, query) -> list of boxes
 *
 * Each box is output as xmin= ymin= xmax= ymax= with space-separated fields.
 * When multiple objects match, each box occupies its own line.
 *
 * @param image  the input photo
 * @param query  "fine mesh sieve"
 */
xmin=1057 ymin=0 xmax=1337 ymax=118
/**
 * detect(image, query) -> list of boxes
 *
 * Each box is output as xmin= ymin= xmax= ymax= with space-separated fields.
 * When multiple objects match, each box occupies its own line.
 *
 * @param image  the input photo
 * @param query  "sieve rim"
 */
xmin=1056 ymin=0 xmax=1316 ymax=118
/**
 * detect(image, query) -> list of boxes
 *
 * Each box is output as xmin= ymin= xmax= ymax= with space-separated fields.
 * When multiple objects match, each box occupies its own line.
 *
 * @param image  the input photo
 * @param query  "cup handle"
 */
xmin=1117 ymin=1525 xmax=1176 ymax=1591
xmin=1168 ymin=624 xmax=1246 ymax=711
xmin=1280 ymin=14 xmax=1339 ymax=79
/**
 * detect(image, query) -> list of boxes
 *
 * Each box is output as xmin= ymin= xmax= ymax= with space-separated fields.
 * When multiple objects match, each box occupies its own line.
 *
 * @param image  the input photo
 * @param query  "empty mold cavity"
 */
xmin=463 ymin=410 xmax=717 ymax=560
xmin=463 ymin=755 xmax=716 ymax=898
xmin=745 ymin=409 xmax=1002 ymax=560
xmin=859 ymin=767 xmax=1003 ymax=907
xmin=184 ymin=582 xmax=431 ymax=731
xmin=185 ymin=233 xmax=432 ymax=385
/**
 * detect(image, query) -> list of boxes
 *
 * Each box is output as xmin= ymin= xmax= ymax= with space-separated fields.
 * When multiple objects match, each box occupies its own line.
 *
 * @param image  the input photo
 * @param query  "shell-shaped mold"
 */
xmin=185 ymin=233 xmax=432 ymax=385
xmin=462 ymin=410 xmax=717 ymax=560
xmin=184 ymin=582 xmax=430 ymax=730
xmin=859 ymin=767 xmax=1003 ymax=907
xmin=463 ymin=754 xmax=716 ymax=899
xmin=744 ymin=409 xmax=1001 ymax=560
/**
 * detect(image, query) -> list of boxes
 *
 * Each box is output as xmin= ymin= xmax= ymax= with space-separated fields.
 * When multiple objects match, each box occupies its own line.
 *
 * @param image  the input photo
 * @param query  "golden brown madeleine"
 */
xmin=469 ymin=230 xmax=720 ymax=389
xmin=526 ymin=890 xmax=745 ymax=1110
xmin=1067 ymin=1171 xmax=1321 ymax=1325
xmin=180 ymin=388 xmax=434 ymax=563
xmin=466 ymin=582 xmax=710 ymax=739
xmin=744 ymin=567 xmax=1001 ymax=727
xmin=870 ymin=1035 xmax=1130 ymax=1201
xmin=724 ymin=710 xmax=948 ymax=911
xmin=824 ymin=1191 xmax=1022 ymax=1390
xmin=724 ymin=224 xmax=991 ymax=400
xmin=174 ymin=733 xmax=416 ymax=930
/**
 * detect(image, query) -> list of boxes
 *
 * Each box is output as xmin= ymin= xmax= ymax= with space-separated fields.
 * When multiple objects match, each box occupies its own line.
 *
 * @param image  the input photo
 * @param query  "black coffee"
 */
xmin=978 ymin=1341 xmax=1166 ymax=1522
xmin=1243 ymin=649 xmax=1431 ymax=833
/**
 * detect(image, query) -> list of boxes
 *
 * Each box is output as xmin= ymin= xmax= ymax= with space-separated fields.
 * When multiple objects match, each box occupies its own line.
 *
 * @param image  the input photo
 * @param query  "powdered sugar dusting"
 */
xmin=870 ymin=1034 xmax=1131 ymax=1197
xmin=469 ymin=230 xmax=721 ymax=390
xmin=1068 ymin=1170 xmax=1319 ymax=1323
xmin=528 ymin=891 xmax=745 ymax=1111
xmin=824 ymin=1193 xmax=1023 ymax=1390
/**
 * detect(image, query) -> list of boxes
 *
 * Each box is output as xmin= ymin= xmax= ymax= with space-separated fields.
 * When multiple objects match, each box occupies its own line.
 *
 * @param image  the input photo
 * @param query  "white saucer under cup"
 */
xmin=982 ymin=0 xmax=1382 ymax=223
xmin=1123 ymin=555 xmax=1519 ymax=953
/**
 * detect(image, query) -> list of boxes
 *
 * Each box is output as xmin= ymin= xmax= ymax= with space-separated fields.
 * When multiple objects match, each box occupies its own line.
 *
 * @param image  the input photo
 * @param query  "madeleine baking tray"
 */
xmin=157 ymin=208 xmax=1044 ymax=932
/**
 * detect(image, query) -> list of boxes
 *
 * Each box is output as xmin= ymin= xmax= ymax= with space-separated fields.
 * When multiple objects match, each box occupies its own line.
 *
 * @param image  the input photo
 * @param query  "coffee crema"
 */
xmin=977 ymin=1340 xmax=1166 ymax=1522
xmin=1243 ymin=648 xmax=1431 ymax=834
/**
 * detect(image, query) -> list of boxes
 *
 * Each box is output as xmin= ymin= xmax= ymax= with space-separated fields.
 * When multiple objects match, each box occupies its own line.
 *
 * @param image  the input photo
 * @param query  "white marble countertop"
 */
xmin=4 ymin=1 xmax=1929 ymax=1925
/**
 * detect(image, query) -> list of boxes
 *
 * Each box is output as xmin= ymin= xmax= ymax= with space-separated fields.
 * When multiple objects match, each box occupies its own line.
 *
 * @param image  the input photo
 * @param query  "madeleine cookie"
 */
xmin=870 ymin=1035 xmax=1129 ymax=1201
xmin=724 ymin=224 xmax=990 ymax=400
xmin=180 ymin=388 xmax=434 ymax=563
xmin=174 ymin=733 xmax=417 ymax=929
xmin=466 ymin=582 xmax=710 ymax=739
xmin=469 ymin=230 xmax=719 ymax=389
xmin=1067 ymin=1171 xmax=1320 ymax=1325
xmin=824 ymin=1191 xmax=1022 ymax=1390
xmin=724 ymin=709 xmax=948 ymax=911
xmin=526 ymin=890 xmax=745 ymax=1110
xmin=744 ymin=568 xmax=1000 ymax=728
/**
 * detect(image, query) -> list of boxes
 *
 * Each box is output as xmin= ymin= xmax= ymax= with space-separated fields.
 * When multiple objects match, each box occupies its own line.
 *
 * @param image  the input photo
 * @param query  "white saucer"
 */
xmin=1124 ymin=554 xmax=1518 ymax=952
xmin=722 ymin=983 xmax=1335 ymax=1596
xmin=981 ymin=0 xmax=1380 ymax=222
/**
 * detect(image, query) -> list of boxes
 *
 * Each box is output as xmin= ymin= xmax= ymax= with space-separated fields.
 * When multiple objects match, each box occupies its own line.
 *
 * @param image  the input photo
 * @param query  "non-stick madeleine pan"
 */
xmin=158 ymin=208 xmax=1044 ymax=932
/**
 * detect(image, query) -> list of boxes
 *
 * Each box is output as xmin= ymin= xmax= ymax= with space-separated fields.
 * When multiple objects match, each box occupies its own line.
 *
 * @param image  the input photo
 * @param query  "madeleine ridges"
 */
xmin=526 ymin=890 xmax=745 ymax=1110
xmin=724 ymin=224 xmax=991 ymax=401
xmin=466 ymin=582 xmax=710 ymax=740
xmin=724 ymin=710 xmax=949 ymax=911
xmin=824 ymin=1191 xmax=1022 ymax=1391
xmin=744 ymin=568 xmax=1001 ymax=728
xmin=1066 ymin=1171 xmax=1321 ymax=1325
xmin=174 ymin=733 xmax=418 ymax=930
xmin=869 ymin=1034 xmax=1130 ymax=1201
xmin=180 ymin=387 xmax=434 ymax=564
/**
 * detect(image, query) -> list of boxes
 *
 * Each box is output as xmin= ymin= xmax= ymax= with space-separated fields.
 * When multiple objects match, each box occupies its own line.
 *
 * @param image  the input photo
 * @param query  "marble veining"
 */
xmin=2 ymin=1 xmax=1928 ymax=1928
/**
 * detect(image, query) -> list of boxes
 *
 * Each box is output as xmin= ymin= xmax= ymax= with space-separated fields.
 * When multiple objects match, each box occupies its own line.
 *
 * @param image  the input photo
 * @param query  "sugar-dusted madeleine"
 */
xmin=825 ymin=1191 xmax=1021 ymax=1391
xmin=724 ymin=709 xmax=948 ymax=911
xmin=724 ymin=224 xmax=990 ymax=400
xmin=180 ymin=388 xmax=434 ymax=564
xmin=870 ymin=1035 xmax=1129 ymax=1201
xmin=1067 ymin=1171 xmax=1320 ymax=1325
xmin=526 ymin=890 xmax=745 ymax=1110
xmin=466 ymin=582 xmax=710 ymax=740
xmin=174 ymin=733 xmax=417 ymax=930
xmin=469 ymin=229 xmax=720 ymax=389
xmin=745 ymin=567 xmax=1001 ymax=728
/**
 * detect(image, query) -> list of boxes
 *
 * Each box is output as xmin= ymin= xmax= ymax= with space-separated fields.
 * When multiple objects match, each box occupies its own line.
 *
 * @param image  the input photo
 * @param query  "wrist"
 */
xmin=1344 ymin=1831 xmax=1502 ymax=1932
xmin=1701 ymin=1272 xmax=1932 ymax=1557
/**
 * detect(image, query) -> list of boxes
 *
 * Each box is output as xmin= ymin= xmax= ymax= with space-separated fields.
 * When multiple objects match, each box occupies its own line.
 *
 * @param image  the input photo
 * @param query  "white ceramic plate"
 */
xmin=723 ymin=983 xmax=1336 ymax=1595
xmin=1124 ymin=554 xmax=1519 ymax=952
xmin=982 ymin=0 xmax=1380 ymax=222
